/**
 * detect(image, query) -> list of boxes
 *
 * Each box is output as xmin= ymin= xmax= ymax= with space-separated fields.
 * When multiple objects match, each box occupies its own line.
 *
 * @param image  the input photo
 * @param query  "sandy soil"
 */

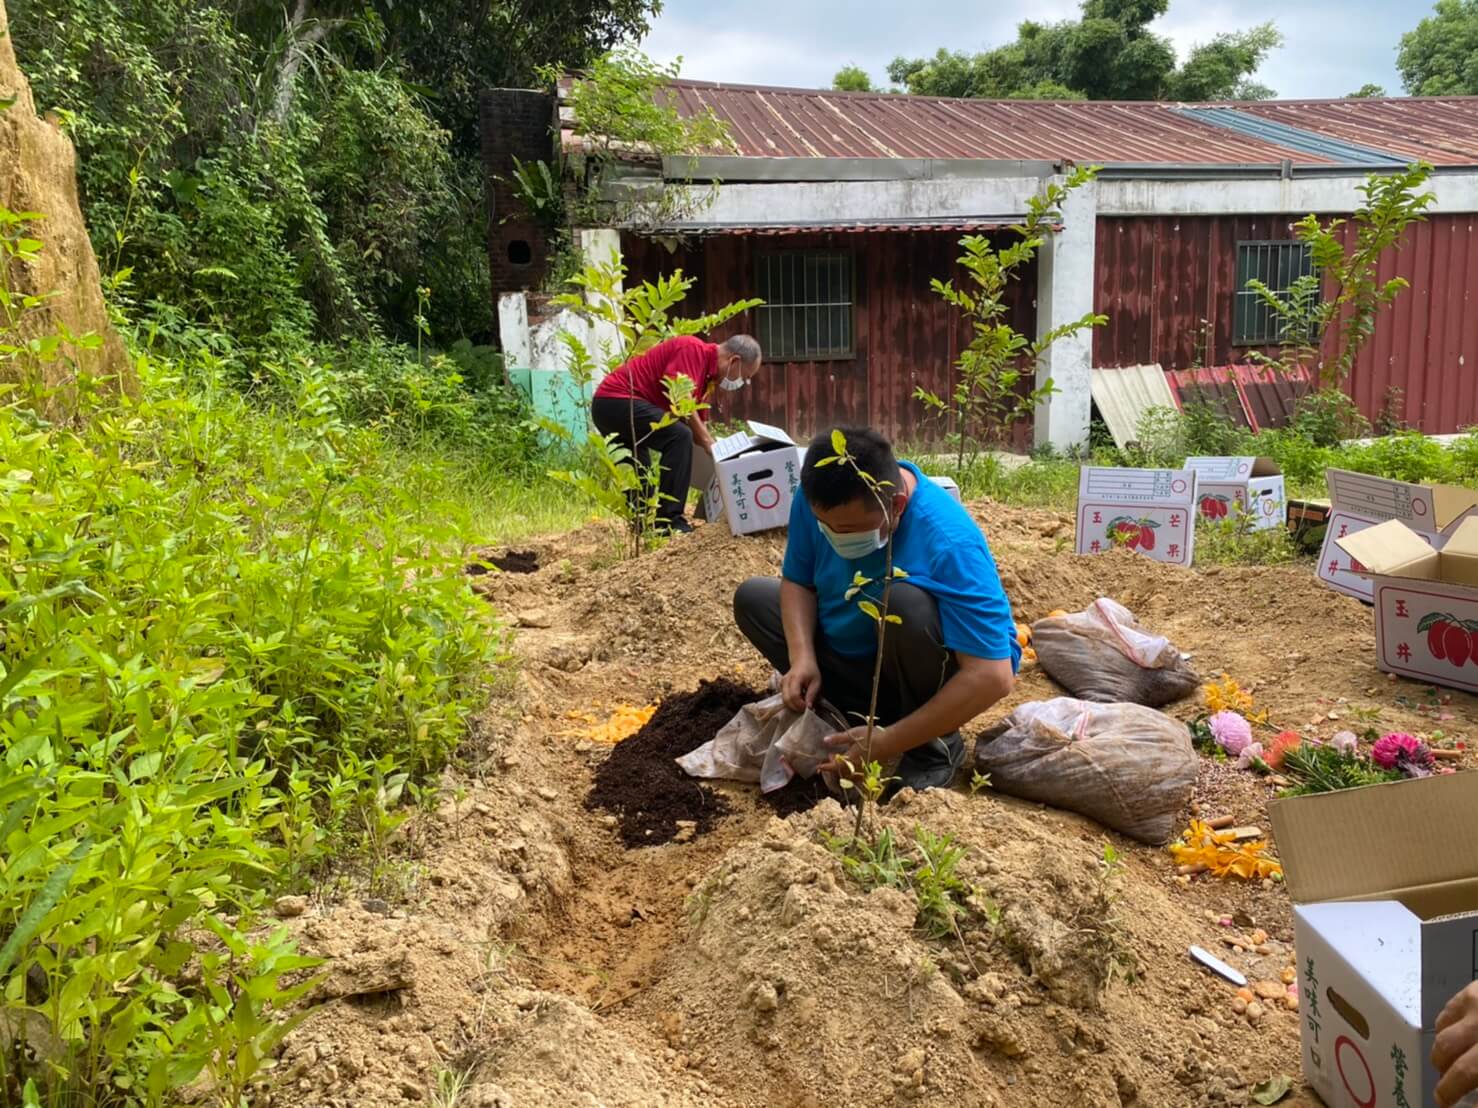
xmin=259 ymin=501 xmax=1476 ymax=1108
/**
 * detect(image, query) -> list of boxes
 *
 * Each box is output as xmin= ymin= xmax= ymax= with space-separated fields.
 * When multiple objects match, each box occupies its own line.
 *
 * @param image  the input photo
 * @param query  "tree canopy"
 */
xmin=832 ymin=64 xmax=877 ymax=92
xmin=888 ymin=0 xmax=1281 ymax=102
xmin=1398 ymin=0 xmax=1478 ymax=96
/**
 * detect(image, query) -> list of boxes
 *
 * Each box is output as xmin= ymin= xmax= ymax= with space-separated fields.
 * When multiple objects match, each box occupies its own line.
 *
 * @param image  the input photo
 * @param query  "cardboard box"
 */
xmin=1318 ymin=469 xmax=1478 ymax=602
xmin=690 ymin=421 xmax=804 ymax=536
xmin=1185 ymin=456 xmax=1287 ymax=531
xmin=1288 ymin=498 xmax=1334 ymax=553
xmin=1075 ymin=467 xmax=1198 ymax=566
xmin=1269 ymin=774 xmax=1478 ymax=1108
xmin=1335 ymin=517 xmax=1478 ymax=694
xmin=930 ymin=475 xmax=962 ymax=503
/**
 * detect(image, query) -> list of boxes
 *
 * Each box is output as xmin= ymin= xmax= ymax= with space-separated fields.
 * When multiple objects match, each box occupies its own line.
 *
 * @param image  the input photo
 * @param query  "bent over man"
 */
xmin=734 ymin=427 xmax=1019 ymax=794
xmin=590 ymin=333 xmax=762 ymax=533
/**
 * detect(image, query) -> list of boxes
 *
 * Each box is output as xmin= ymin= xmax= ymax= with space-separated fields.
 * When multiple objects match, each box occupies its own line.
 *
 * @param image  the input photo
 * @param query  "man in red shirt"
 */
xmin=591 ymin=333 xmax=763 ymax=533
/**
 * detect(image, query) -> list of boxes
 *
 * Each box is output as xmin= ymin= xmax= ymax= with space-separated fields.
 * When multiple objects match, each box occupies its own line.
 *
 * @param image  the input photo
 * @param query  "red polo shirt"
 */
xmin=593 ymin=335 xmax=718 ymax=415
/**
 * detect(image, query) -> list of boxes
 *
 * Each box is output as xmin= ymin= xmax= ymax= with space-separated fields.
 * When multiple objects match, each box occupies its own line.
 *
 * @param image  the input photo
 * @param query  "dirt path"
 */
xmin=261 ymin=506 xmax=1475 ymax=1108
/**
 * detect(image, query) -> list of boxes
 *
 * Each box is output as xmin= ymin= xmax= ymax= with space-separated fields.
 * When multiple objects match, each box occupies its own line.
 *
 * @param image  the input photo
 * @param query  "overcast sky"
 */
xmin=639 ymin=0 xmax=1418 ymax=100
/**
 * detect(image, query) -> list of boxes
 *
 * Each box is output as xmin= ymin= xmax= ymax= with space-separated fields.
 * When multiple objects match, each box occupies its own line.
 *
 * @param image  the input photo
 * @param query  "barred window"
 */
xmin=1234 ymin=241 xmax=1317 ymax=345
xmin=754 ymin=252 xmax=855 ymax=360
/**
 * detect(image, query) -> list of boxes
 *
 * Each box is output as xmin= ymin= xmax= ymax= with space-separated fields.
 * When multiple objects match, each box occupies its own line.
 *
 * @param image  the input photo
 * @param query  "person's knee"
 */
xmin=887 ymin=584 xmax=942 ymax=636
xmin=733 ymin=576 xmax=778 ymax=630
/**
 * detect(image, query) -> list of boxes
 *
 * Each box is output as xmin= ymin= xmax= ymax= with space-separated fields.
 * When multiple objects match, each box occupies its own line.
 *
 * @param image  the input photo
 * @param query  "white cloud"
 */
xmin=639 ymin=0 xmax=1414 ymax=99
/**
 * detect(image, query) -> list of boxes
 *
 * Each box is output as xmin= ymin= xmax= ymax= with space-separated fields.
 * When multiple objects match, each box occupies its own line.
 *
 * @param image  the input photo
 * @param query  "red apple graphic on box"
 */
xmin=1419 ymin=614 xmax=1476 ymax=667
xmin=1199 ymin=495 xmax=1231 ymax=520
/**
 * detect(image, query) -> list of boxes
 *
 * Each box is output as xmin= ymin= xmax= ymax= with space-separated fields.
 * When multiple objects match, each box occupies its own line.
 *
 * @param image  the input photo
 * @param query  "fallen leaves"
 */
xmin=1169 ymin=820 xmax=1284 ymax=882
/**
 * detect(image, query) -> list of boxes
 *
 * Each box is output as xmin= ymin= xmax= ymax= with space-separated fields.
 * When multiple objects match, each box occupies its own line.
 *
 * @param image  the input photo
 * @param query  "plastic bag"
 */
xmin=1031 ymin=598 xmax=1199 ymax=707
xmin=676 ymin=693 xmax=838 ymax=793
xmin=974 ymin=697 xmax=1197 ymax=844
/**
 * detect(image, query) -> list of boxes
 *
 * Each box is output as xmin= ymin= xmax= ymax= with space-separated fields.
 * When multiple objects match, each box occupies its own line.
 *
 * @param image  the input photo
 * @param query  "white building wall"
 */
xmin=1034 ymin=176 xmax=1099 ymax=453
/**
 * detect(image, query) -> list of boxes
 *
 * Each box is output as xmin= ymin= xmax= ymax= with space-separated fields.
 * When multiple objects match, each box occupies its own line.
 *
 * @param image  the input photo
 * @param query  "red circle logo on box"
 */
xmin=1413 ymin=499 xmax=1428 ymax=517
xmin=754 ymin=483 xmax=781 ymax=510
xmin=1262 ymin=497 xmax=1276 ymax=516
xmin=1172 ymin=479 xmax=1187 ymax=494
xmin=1335 ymin=1036 xmax=1375 ymax=1108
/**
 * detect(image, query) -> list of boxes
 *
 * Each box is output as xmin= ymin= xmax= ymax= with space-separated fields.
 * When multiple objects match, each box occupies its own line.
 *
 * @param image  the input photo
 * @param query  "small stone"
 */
xmin=1245 ymin=1001 xmax=1266 ymax=1023
xmin=1253 ymin=980 xmax=1285 ymax=1001
xmin=1255 ymin=944 xmax=1272 ymax=955
xmin=400 ymin=1080 xmax=424 ymax=1100
xmin=362 ymin=898 xmax=391 ymax=916
xmin=536 ymin=786 xmax=558 ymax=801
xmin=602 ymin=815 xmax=618 ymax=828
xmin=274 ymin=895 xmax=308 ymax=918
xmin=1231 ymin=998 xmax=1247 ymax=1015
xmin=898 ymin=1048 xmax=926 ymax=1075
xmin=1283 ymin=994 xmax=1300 ymax=1011
xmin=753 ymin=982 xmax=779 ymax=1013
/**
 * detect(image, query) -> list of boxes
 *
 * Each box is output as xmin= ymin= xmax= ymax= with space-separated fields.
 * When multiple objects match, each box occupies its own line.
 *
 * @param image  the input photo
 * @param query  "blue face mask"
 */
xmin=817 ymin=519 xmax=885 ymax=560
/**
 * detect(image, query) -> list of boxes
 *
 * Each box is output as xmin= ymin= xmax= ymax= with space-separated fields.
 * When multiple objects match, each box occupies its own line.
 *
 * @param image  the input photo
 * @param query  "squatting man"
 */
xmin=734 ymin=427 xmax=1020 ymax=795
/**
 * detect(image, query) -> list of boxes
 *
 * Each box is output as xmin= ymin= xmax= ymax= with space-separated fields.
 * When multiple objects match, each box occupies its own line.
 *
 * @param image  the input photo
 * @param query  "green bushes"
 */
xmin=0 ymin=351 xmax=498 ymax=1102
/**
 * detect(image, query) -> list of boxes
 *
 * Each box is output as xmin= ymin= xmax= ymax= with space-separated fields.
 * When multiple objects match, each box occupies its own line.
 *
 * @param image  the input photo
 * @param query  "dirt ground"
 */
xmin=263 ymin=501 xmax=1477 ymax=1108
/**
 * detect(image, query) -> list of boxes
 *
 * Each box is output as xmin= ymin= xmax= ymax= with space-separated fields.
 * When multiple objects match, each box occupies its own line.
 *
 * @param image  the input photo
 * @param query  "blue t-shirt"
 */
xmin=781 ymin=461 xmax=1021 ymax=669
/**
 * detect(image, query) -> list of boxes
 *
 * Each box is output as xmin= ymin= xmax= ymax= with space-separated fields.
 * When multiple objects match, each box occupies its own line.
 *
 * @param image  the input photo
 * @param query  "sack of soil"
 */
xmin=1031 ymin=598 xmax=1199 ymax=707
xmin=676 ymin=693 xmax=840 ymax=794
xmin=974 ymin=698 xmax=1197 ymax=845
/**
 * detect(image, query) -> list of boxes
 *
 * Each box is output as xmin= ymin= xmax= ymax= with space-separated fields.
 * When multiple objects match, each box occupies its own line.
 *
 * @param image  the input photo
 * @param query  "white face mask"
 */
xmin=719 ymin=375 xmax=746 ymax=392
xmin=817 ymin=519 xmax=884 ymax=560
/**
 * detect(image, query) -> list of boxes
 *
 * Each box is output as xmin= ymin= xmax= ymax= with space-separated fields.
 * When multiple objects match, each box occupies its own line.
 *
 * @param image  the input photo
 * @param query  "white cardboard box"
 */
xmin=1318 ymin=469 xmax=1478 ymax=602
xmin=1269 ymin=774 xmax=1478 ymax=1108
xmin=1335 ymin=516 xmax=1478 ymax=694
xmin=1185 ymin=456 xmax=1287 ymax=532
xmin=690 ymin=420 xmax=804 ymax=536
xmin=930 ymin=475 xmax=962 ymax=503
xmin=1075 ymin=467 xmax=1199 ymax=566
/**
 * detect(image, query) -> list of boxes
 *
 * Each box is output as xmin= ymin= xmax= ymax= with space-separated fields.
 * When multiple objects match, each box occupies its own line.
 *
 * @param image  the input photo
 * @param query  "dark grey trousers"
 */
xmin=733 ymin=576 xmax=965 ymax=793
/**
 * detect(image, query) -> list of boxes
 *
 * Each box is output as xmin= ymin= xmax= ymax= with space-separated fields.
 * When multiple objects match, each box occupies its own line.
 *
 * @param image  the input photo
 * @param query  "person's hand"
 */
xmin=1434 ymin=981 xmax=1478 ymax=1107
xmin=818 ymin=725 xmax=887 ymax=780
xmin=780 ymin=655 xmax=821 ymax=712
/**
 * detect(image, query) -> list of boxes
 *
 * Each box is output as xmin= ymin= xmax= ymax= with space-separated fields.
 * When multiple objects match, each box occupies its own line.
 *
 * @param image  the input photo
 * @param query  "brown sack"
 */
xmin=974 ymin=698 xmax=1196 ymax=844
xmin=1032 ymin=598 xmax=1199 ymax=708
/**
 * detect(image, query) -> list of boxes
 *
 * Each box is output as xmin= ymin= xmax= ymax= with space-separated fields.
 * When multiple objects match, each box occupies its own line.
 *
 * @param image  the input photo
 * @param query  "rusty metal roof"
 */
xmin=655 ymin=81 xmax=1478 ymax=168
xmin=1229 ymin=98 xmax=1478 ymax=167
xmin=649 ymin=216 xmax=1029 ymax=236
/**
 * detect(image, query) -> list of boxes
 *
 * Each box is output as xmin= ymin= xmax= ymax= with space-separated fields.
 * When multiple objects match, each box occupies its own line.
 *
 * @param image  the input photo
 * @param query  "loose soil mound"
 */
xmin=275 ymin=503 xmax=1476 ymax=1108
xmin=588 ymin=677 xmax=760 ymax=847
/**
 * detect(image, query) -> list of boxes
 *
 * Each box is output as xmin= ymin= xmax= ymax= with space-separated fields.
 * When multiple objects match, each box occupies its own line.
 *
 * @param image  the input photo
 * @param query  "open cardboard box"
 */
xmin=1270 ymin=774 xmax=1478 ymax=1108
xmin=690 ymin=420 xmax=804 ymax=536
xmin=1185 ymin=456 xmax=1287 ymax=532
xmin=1319 ymin=469 xmax=1478 ymax=602
xmin=1336 ymin=517 xmax=1478 ymax=694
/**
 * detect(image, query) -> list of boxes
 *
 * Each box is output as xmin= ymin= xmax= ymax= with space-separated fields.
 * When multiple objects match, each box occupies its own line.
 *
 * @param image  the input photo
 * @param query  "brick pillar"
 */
xmin=479 ymin=88 xmax=556 ymax=344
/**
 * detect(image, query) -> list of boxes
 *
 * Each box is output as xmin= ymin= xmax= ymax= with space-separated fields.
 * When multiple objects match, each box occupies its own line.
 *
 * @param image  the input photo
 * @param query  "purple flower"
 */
xmin=1236 ymin=742 xmax=1265 ymax=771
xmin=1208 ymin=711 xmax=1253 ymax=756
xmin=1330 ymin=731 xmax=1358 ymax=755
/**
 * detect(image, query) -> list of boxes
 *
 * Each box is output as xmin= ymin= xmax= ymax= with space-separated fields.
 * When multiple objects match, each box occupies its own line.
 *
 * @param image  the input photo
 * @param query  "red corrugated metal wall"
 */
xmin=1095 ymin=213 xmax=1478 ymax=433
xmin=621 ymin=231 xmax=1037 ymax=447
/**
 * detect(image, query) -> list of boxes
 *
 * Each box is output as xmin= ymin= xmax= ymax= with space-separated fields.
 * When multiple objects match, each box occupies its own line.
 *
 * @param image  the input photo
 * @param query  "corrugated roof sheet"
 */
xmin=1232 ymin=98 xmax=1478 ymax=168
xmin=647 ymin=81 xmax=1478 ymax=168
xmin=1090 ymin=365 xmax=1178 ymax=449
xmin=650 ymin=217 xmax=1026 ymax=236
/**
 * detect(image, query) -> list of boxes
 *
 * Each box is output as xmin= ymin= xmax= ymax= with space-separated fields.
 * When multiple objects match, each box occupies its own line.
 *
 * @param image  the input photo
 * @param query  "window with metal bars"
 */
xmin=1233 ymin=241 xmax=1318 ymax=345
xmin=753 ymin=252 xmax=855 ymax=361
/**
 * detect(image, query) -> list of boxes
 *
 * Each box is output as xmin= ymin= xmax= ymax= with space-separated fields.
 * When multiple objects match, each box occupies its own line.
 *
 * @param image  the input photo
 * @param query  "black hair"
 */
xmin=800 ymin=427 xmax=902 ymax=510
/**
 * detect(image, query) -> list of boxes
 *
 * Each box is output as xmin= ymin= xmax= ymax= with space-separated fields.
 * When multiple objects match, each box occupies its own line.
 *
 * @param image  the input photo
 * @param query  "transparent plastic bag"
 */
xmin=676 ymin=693 xmax=839 ymax=793
xmin=974 ymin=697 xmax=1197 ymax=844
xmin=1031 ymin=598 xmax=1199 ymax=707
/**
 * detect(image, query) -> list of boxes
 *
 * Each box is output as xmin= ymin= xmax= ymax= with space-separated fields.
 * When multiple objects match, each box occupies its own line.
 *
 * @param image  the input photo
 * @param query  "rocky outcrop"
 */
xmin=0 ymin=0 xmax=131 ymax=408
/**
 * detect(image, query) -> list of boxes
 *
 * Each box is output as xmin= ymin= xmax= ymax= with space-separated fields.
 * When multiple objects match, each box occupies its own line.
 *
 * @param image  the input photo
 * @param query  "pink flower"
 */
xmin=1236 ymin=742 xmax=1265 ymax=771
xmin=1372 ymin=732 xmax=1435 ymax=777
xmin=1372 ymin=733 xmax=1420 ymax=769
xmin=1330 ymin=730 xmax=1358 ymax=755
xmin=1208 ymin=711 xmax=1253 ymax=756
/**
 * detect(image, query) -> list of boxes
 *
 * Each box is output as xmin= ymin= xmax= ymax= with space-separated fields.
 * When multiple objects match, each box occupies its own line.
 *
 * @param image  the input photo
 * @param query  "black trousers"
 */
xmin=590 ymin=396 xmax=694 ymax=524
xmin=733 ymin=576 xmax=966 ymax=793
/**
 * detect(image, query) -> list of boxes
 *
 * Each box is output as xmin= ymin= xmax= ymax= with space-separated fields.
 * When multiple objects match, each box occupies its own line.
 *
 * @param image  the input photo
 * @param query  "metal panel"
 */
xmin=1233 ymin=99 xmax=1478 ymax=168
xmin=1166 ymin=368 xmax=1253 ymax=430
xmin=1096 ymin=213 xmax=1478 ymax=433
xmin=1090 ymin=365 xmax=1178 ymax=449
xmin=1175 ymin=107 xmax=1404 ymax=167
xmin=1232 ymin=365 xmax=1312 ymax=431
xmin=663 ymin=81 xmax=1339 ymax=165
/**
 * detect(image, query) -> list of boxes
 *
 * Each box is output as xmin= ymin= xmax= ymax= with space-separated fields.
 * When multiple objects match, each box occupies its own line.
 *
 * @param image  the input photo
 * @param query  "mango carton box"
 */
xmin=1075 ymin=467 xmax=1198 ymax=566
xmin=1336 ymin=517 xmax=1478 ymax=694
xmin=690 ymin=420 xmax=803 ymax=536
xmin=1269 ymin=774 xmax=1478 ymax=1108
xmin=1318 ymin=469 xmax=1478 ymax=603
xmin=1185 ymin=456 xmax=1286 ymax=532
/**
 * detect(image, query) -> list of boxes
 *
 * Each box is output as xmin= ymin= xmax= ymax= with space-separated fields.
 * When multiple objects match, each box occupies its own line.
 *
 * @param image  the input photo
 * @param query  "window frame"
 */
xmin=753 ymin=250 xmax=857 ymax=362
xmin=1232 ymin=239 xmax=1318 ymax=347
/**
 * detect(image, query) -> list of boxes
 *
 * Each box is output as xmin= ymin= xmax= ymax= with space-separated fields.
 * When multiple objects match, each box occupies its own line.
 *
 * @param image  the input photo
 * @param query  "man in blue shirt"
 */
xmin=734 ymin=427 xmax=1020 ymax=795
